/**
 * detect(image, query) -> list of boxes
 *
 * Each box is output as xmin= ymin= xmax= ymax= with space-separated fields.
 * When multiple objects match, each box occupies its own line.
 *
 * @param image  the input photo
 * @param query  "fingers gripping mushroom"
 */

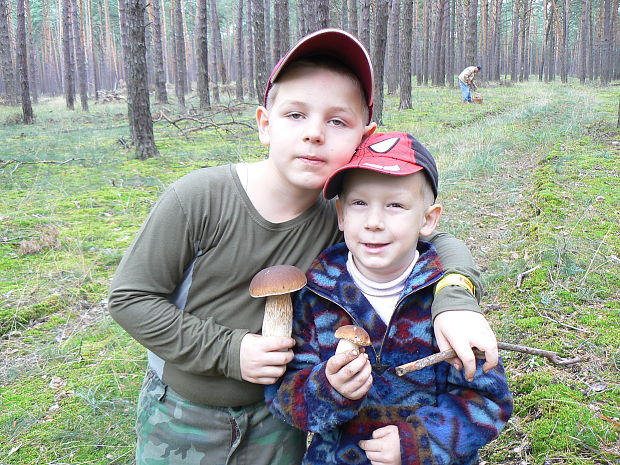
xmin=334 ymin=325 xmax=371 ymax=354
xmin=249 ymin=265 xmax=307 ymax=337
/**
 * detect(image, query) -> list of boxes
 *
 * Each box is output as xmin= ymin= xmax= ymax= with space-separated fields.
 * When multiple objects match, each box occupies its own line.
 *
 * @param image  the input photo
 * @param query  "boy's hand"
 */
xmin=359 ymin=425 xmax=401 ymax=465
xmin=434 ymin=310 xmax=498 ymax=382
xmin=239 ymin=333 xmax=295 ymax=385
xmin=325 ymin=350 xmax=372 ymax=400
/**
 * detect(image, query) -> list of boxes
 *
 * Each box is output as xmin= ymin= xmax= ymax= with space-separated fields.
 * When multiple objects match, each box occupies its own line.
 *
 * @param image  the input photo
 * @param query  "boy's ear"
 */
xmin=256 ymin=106 xmax=270 ymax=146
xmin=335 ymin=199 xmax=346 ymax=232
xmin=363 ymin=122 xmax=377 ymax=139
xmin=419 ymin=203 xmax=442 ymax=237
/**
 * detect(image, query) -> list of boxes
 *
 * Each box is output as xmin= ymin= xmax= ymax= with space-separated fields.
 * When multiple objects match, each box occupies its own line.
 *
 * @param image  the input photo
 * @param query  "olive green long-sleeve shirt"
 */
xmin=108 ymin=164 xmax=481 ymax=406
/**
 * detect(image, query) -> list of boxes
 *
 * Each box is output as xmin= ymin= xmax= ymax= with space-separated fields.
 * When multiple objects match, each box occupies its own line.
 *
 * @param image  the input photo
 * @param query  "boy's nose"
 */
xmin=302 ymin=120 xmax=324 ymax=144
xmin=365 ymin=209 xmax=384 ymax=230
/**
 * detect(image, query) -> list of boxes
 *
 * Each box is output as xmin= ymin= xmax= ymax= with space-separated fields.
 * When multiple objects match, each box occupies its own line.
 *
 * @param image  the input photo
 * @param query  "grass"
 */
xmin=1 ymin=82 xmax=619 ymax=464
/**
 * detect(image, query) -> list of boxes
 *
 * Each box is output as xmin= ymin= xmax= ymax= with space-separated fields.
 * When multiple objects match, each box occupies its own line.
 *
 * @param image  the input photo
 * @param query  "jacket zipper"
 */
xmin=374 ymin=273 xmax=444 ymax=373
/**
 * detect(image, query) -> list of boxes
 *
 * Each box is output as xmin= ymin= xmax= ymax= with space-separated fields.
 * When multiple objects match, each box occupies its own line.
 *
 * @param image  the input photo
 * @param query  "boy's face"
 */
xmin=257 ymin=67 xmax=376 ymax=193
xmin=336 ymin=170 xmax=442 ymax=283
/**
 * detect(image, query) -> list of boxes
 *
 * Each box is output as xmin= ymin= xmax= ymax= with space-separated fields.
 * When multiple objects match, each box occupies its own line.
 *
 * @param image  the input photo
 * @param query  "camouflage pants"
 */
xmin=135 ymin=369 xmax=307 ymax=465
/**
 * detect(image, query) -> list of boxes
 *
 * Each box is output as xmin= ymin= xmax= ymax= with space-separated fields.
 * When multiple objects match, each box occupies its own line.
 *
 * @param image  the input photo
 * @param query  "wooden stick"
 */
xmin=395 ymin=342 xmax=582 ymax=376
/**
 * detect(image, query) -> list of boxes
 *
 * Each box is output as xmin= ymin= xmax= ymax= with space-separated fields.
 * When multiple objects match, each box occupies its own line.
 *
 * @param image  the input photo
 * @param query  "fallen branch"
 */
xmin=0 ymin=158 xmax=86 ymax=170
xmin=516 ymin=264 xmax=541 ymax=289
xmin=395 ymin=341 xmax=582 ymax=376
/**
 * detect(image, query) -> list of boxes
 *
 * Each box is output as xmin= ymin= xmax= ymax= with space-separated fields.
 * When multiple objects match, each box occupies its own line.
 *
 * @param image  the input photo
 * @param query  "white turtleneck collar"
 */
xmin=346 ymin=250 xmax=419 ymax=324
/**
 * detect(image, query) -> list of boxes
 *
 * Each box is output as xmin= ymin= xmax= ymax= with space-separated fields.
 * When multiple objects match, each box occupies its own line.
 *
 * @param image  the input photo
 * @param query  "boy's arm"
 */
xmin=108 ymin=185 xmax=248 ymax=380
xmin=397 ymin=361 xmax=513 ymax=465
xmin=424 ymin=231 xmax=498 ymax=379
xmin=265 ymin=290 xmax=363 ymax=433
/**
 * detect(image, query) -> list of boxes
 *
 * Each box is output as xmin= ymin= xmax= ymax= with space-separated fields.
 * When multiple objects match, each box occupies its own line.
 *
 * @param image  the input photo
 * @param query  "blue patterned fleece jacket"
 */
xmin=265 ymin=241 xmax=513 ymax=465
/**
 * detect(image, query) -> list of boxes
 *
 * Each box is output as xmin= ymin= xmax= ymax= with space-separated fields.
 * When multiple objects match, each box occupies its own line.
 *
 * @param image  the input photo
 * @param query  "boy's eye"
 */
xmin=286 ymin=112 xmax=304 ymax=120
xmin=351 ymin=200 xmax=367 ymax=206
xmin=388 ymin=203 xmax=405 ymax=209
xmin=329 ymin=118 xmax=347 ymax=127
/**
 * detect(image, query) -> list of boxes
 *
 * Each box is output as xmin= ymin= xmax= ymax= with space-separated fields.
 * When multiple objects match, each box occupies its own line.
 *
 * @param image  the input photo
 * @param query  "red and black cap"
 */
xmin=263 ymin=28 xmax=374 ymax=124
xmin=323 ymin=131 xmax=439 ymax=200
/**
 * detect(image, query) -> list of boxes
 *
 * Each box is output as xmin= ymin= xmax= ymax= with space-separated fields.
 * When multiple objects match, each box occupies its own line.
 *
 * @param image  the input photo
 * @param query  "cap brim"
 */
xmin=264 ymin=29 xmax=374 ymax=123
xmin=324 ymin=157 xmax=424 ymax=200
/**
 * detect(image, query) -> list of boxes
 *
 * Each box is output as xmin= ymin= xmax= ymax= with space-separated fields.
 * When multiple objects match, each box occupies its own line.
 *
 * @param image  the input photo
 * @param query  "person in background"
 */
xmin=267 ymin=131 xmax=513 ymax=465
xmin=458 ymin=65 xmax=481 ymax=103
xmin=108 ymin=29 xmax=497 ymax=465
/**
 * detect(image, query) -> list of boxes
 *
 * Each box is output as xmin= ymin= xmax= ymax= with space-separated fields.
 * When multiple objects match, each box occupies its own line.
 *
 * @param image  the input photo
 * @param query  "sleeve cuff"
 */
xmin=431 ymin=285 xmax=482 ymax=321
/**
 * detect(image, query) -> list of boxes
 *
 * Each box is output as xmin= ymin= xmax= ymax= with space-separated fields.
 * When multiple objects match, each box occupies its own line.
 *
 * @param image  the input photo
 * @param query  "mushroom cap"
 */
xmin=334 ymin=325 xmax=371 ymax=346
xmin=249 ymin=264 xmax=307 ymax=297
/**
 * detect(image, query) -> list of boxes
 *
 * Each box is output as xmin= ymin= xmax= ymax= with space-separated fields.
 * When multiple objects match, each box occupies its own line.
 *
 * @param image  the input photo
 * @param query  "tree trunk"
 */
xmin=421 ymin=1 xmax=430 ymax=85
xmin=72 ymin=0 xmax=88 ymax=110
xmin=398 ymin=0 xmax=412 ymax=109
xmin=510 ymin=0 xmax=520 ymax=81
xmin=150 ymin=0 xmax=168 ymax=102
xmin=386 ymin=0 xmax=400 ymax=94
xmin=235 ymin=0 xmax=244 ymax=100
xmin=209 ymin=0 xmax=227 ymax=84
xmin=372 ymin=0 xmax=390 ymax=125
xmin=316 ymin=0 xmax=329 ymax=29
xmin=196 ymin=0 xmax=210 ymax=108
xmin=0 ymin=0 xmax=17 ymax=104
xmin=273 ymin=0 xmax=289 ymax=65
xmin=125 ymin=0 xmax=158 ymax=159
xmin=251 ymin=0 xmax=267 ymax=104
xmin=465 ymin=0 xmax=478 ymax=65
xmin=348 ymin=0 xmax=358 ymax=36
xmin=62 ymin=0 xmax=75 ymax=109
xmin=601 ymin=0 xmax=612 ymax=84
xmin=16 ymin=0 xmax=33 ymax=123
xmin=519 ymin=0 xmax=530 ymax=80
xmin=245 ymin=0 xmax=255 ymax=99
xmin=87 ymin=0 xmax=100 ymax=99
xmin=24 ymin=0 xmax=37 ymax=103
xmin=560 ymin=0 xmax=571 ymax=83
xmin=358 ymin=0 xmax=371 ymax=51
xmin=480 ymin=0 xmax=488 ymax=77
xmin=433 ymin=0 xmax=447 ymax=86
xmin=174 ymin=0 xmax=187 ymax=108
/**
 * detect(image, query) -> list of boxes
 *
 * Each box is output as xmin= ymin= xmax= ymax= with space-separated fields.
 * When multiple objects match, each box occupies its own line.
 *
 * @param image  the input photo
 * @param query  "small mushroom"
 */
xmin=249 ymin=264 xmax=307 ymax=337
xmin=334 ymin=325 xmax=371 ymax=354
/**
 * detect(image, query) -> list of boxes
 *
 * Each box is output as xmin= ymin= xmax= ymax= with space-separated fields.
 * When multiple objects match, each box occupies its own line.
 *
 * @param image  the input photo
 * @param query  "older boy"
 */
xmin=109 ymin=29 xmax=496 ymax=464
xmin=266 ymin=131 xmax=513 ymax=465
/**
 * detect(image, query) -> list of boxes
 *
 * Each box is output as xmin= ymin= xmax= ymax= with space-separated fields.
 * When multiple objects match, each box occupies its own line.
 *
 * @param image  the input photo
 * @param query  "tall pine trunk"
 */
xmin=0 ymin=0 xmax=18 ymax=104
xmin=251 ymin=0 xmax=267 ymax=104
xmin=196 ymin=0 xmax=210 ymax=108
xmin=173 ymin=0 xmax=187 ymax=108
xmin=125 ymin=0 xmax=158 ymax=159
xmin=372 ymin=0 xmax=390 ymax=125
xmin=16 ymin=0 xmax=33 ymax=122
xmin=62 ymin=0 xmax=75 ymax=109
xmin=150 ymin=0 xmax=168 ymax=103
xmin=72 ymin=0 xmax=88 ymax=110
xmin=398 ymin=0 xmax=412 ymax=109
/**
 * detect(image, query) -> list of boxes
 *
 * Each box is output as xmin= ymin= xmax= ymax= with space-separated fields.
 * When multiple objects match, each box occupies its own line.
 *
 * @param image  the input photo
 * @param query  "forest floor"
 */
xmin=0 ymin=81 xmax=618 ymax=464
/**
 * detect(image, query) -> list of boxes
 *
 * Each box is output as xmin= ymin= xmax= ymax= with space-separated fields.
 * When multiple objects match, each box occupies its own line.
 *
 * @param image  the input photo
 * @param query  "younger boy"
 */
xmin=266 ymin=132 xmax=513 ymax=465
xmin=109 ymin=29 xmax=497 ymax=464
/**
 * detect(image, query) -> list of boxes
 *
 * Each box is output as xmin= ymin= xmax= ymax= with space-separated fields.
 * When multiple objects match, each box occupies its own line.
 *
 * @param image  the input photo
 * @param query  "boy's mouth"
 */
xmin=362 ymin=242 xmax=389 ymax=250
xmin=297 ymin=155 xmax=325 ymax=165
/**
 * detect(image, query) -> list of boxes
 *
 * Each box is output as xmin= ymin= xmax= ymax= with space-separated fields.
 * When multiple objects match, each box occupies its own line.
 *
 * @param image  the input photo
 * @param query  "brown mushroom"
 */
xmin=249 ymin=265 xmax=307 ymax=337
xmin=334 ymin=325 xmax=371 ymax=354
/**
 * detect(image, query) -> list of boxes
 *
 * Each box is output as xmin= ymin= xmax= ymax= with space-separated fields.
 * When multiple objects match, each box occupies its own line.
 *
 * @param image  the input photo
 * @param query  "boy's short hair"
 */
xmin=263 ymin=28 xmax=374 ymax=123
xmin=323 ymin=131 xmax=439 ymax=201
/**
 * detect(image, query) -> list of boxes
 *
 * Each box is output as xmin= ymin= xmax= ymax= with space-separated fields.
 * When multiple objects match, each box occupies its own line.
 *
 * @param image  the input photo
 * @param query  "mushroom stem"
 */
xmin=336 ymin=339 xmax=359 ymax=354
xmin=262 ymin=293 xmax=293 ymax=337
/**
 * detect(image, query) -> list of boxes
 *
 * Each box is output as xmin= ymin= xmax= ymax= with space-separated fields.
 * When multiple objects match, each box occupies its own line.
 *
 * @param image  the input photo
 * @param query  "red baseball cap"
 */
xmin=263 ymin=28 xmax=374 ymax=123
xmin=323 ymin=132 xmax=439 ymax=200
